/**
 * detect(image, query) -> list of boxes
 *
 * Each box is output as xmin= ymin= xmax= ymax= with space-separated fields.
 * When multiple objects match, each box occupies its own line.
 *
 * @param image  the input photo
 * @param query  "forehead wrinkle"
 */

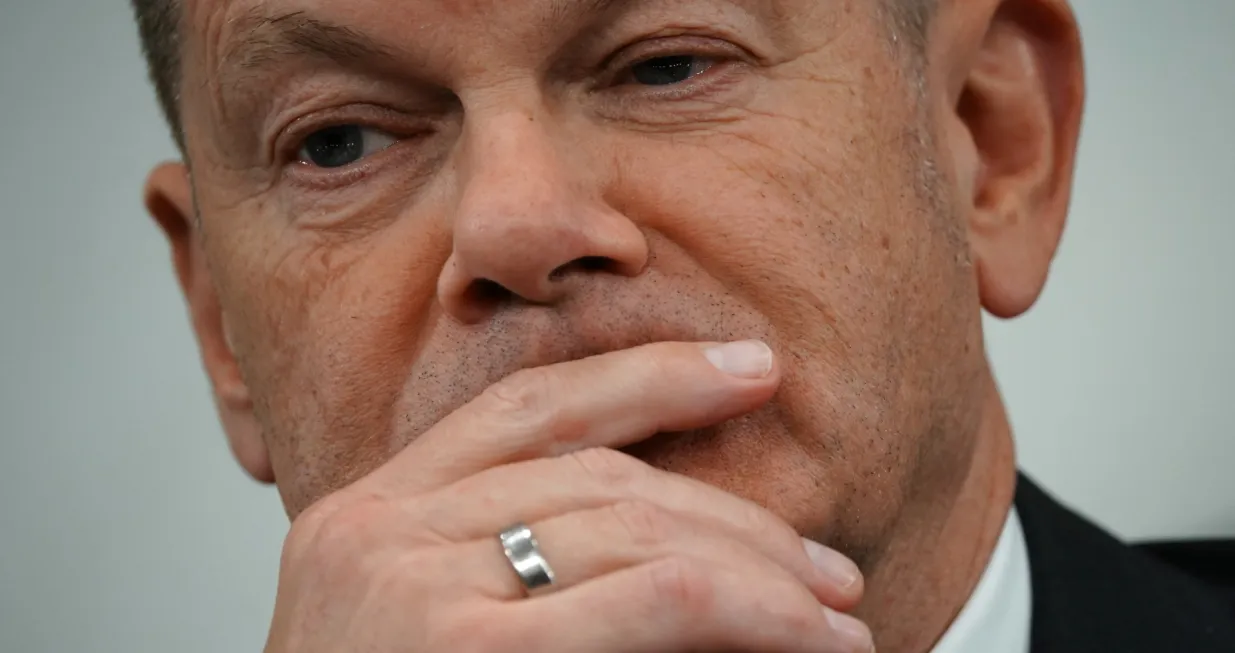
xmin=218 ymin=7 xmax=394 ymax=78
xmin=208 ymin=0 xmax=800 ymax=83
xmin=186 ymin=0 xmax=819 ymax=148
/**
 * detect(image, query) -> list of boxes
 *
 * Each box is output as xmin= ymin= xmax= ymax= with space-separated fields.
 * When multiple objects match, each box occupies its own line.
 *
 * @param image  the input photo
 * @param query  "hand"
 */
xmin=264 ymin=341 xmax=874 ymax=652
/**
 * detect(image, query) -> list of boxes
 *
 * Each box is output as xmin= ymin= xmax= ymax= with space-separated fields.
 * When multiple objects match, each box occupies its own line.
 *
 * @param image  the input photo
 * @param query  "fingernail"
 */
xmin=824 ymin=607 xmax=875 ymax=652
xmin=703 ymin=341 xmax=773 ymax=379
xmin=802 ymin=538 xmax=861 ymax=590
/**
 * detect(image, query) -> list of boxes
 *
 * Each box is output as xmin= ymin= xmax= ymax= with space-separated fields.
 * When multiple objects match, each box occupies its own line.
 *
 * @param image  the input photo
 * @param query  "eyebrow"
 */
xmin=218 ymin=2 xmax=632 ymax=76
xmin=219 ymin=10 xmax=394 ymax=79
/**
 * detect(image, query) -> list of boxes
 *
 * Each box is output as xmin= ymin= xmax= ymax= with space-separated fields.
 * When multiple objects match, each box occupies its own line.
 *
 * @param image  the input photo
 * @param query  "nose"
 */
xmin=438 ymin=111 xmax=648 ymax=323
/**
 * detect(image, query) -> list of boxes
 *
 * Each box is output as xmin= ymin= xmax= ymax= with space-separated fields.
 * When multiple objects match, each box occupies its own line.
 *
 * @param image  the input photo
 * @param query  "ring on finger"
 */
xmin=498 ymin=522 xmax=556 ymax=597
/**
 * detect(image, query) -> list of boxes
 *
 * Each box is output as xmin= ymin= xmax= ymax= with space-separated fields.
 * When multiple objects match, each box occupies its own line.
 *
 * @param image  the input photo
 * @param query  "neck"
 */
xmin=858 ymin=369 xmax=1018 ymax=652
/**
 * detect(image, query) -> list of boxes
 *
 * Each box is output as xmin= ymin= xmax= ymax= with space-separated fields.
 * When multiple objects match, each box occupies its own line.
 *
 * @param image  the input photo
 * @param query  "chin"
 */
xmin=622 ymin=410 xmax=844 ymax=543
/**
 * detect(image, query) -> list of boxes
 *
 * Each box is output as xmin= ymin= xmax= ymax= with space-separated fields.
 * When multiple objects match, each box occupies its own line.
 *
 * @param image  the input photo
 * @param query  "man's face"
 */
xmin=159 ymin=0 xmax=1080 ymax=563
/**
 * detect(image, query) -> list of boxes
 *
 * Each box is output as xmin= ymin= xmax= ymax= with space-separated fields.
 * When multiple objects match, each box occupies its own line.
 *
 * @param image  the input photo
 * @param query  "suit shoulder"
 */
xmin=1017 ymin=474 xmax=1235 ymax=651
xmin=1136 ymin=539 xmax=1235 ymax=599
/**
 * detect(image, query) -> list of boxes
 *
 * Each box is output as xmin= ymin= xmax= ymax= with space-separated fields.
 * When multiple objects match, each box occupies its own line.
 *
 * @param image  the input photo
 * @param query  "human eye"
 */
xmin=602 ymin=34 xmax=753 ymax=104
xmin=294 ymin=124 xmax=398 ymax=169
xmin=624 ymin=54 xmax=718 ymax=86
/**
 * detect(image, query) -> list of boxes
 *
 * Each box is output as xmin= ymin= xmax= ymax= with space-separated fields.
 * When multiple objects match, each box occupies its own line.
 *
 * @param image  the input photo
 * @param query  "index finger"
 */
xmin=362 ymin=340 xmax=779 ymax=495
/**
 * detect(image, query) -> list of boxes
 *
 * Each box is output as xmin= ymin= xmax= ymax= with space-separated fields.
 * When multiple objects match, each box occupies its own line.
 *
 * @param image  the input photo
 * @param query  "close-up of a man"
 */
xmin=129 ymin=0 xmax=1235 ymax=651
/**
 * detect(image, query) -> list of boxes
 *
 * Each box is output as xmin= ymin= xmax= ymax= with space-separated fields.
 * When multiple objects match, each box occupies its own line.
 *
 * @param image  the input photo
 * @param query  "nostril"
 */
xmin=578 ymin=256 xmax=612 ymax=272
xmin=463 ymin=278 xmax=512 ymax=308
xmin=549 ymin=256 xmax=617 ymax=281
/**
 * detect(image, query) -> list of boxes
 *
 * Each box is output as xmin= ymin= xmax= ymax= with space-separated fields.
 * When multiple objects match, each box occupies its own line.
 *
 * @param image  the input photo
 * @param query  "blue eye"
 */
xmin=630 ymin=55 xmax=715 ymax=86
xmin=297 ymin=124 xmax=397 ymax=168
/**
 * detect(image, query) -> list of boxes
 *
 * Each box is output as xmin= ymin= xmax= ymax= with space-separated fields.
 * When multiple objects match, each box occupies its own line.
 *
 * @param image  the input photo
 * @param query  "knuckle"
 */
xmin=567 ymin=446 xmax=644 ymax=487
xmin=479 ymin=368 xmax=557 ymax=425
xmin=282 ymin=496 xmax=344 ymax=565
xmin=718 ymin=497 xmax=802 ymax=559
xmin=640 ymin=349 xmax=676 ymax=382
xmin=290 ymin=495 xmax=391 ymax=569
xmin=739 ymin=504 xmax=798 ymax=550
xmin=608 ymin=500 xmax=678 ymax=547
xmin=775 ymin=596 xmax=828 ymax=641
xmin=646 ymin=557 xmax=718 ymax=619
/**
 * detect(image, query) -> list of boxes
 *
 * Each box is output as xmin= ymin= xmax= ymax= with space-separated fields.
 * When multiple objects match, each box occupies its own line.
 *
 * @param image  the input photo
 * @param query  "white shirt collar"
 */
xmin=930 ymin=508 xmax=1032 ymax=653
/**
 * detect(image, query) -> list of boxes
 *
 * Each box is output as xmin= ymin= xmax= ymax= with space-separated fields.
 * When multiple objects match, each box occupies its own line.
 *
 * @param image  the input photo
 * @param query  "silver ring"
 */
xmin=498 ymin=522 xmax=556 ymax=595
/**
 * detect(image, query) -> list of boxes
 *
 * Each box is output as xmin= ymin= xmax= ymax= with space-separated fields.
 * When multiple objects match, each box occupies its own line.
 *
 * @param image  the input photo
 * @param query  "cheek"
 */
xmin=606 ymin=88 xmax=924 ymax=353
xmin=207 ymin=195 xmax=453 ymax=503
xmin=603 ymin=73 xmax=963 ymax=475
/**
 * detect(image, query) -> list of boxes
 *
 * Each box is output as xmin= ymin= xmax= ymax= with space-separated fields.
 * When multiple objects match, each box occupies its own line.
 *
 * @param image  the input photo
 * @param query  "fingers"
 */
xmin=409 ymin=448 xmax=863 ymax=609
xmin=497 ymin=557 xmax=875 ymax=653
xmin=363 ymin=340 xmax=780 ymax=494
xmin=309 ymin=339 xmax=867 ymax=651
xmin=447 ymin=502 xmax=814 ymax=600
xmin=272 ymin=340 xmax=874 ymax=652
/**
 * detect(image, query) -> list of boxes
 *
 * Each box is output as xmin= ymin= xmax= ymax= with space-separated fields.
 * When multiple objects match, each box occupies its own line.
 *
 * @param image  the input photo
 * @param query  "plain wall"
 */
xmin=1 ymin=1 xmax=1232 ymax=651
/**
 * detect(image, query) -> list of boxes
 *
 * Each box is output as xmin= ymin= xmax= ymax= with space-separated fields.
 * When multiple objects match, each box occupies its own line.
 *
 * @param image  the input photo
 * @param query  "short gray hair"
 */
xmin=884 ymin=0 xmax=935 ymax=52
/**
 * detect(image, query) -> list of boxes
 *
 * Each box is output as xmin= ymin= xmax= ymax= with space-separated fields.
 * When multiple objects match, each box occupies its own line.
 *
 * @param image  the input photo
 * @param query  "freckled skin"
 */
xmin=150 ymin=0 xmax=1084 ymax=649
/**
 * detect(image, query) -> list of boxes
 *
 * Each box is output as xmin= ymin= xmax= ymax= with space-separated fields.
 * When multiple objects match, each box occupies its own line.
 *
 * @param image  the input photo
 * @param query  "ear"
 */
xmin=144 ymin=163 xmax=275 ymax=483
xmin=944 ymin=0 xmax=1085 ymax=318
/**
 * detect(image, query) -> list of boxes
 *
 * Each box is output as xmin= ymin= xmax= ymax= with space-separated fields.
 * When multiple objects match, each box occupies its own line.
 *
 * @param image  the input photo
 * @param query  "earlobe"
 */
xmin=144 ymin=163 xmax=276 ymax=484
xmin=948 ymin=0 xmax=1085 ymax=318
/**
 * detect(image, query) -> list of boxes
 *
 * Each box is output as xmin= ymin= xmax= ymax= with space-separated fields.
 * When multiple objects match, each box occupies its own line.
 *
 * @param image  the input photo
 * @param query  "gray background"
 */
xmin=1 ymin=1 xmax=1232 ymax=651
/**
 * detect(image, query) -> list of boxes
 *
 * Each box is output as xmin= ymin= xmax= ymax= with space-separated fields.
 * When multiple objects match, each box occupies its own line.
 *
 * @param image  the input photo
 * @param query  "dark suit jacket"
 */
xmin=1016 ymin=474 xmax=1235 ymax=652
